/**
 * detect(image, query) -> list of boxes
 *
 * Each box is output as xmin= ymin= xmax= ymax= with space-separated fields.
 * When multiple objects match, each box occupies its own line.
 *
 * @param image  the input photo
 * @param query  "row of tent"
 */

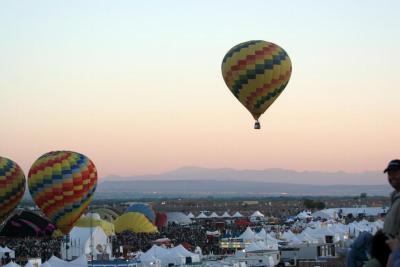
xmin=1 ymin=255 xmax=87 ymax=267
xmin=288 ymin=208 xmax=388 ymax=222
xmin=61 ymin=225 xmax=200 ymax=267
xmin=193 ymin=211 xmax=245 ymax=219
xmin=138 ymin=244 xmax=201 ymax=267
xmin=234 ymin=219 xmax=384 ymax=248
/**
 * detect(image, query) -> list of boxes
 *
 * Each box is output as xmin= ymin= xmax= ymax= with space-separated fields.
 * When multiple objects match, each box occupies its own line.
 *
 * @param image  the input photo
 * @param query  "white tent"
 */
xmin=166 ymin=212 xmax=192 ymax=225
xmin=265 ymin=234 xmax=279 ymax=249
xmin=196 ymin=212 xmax=208 ymax=219
xmin=69 ymin=255 xmax=88 ymax=267
xmin=170 ymin=245 xmax=200 ymax=263
xmin=288 ymin=235 xmax=303 ymax=245
xmin=138 ymin=251 xmax=161 ymax=267
xmin=46 ymin=255 xmax=88 ymax=267
xmin=296 ymin=211 xmax=312 ymax=220
xmin=39 ymin=263 xmax=52 ymax=267
xmin=245 ymin=241 xmax=263 ymax=252
xmin=186 ymin=212 xmax=195 ymax=219
xmin=47 ymin=256 xmax=67 ymax=267
xmin=0 ymin=246 xmax=16 ymax=259
xmin=221 ymin=211 xmax=231 ymax=218
xmin=296 ymin=232 xmax=318 ymax=243
xmin=282 ymin=230 xmax=296 ymax=241
xmin=250 ymin=211 xmax=264 ymax=217
xmin=249 ymin=211 xmax=265 ymax=222
xmin=143 ymin=245 xmax=185 ymax=267
xmin=255 ymin=229 xmax=267 ymax=240
xmin=232 ymin=211 xmax=243 ymax=218
xmin=208 ymin=212 xmax=220 ymax=218
xmin=3 ymin=262 xmax=21 ymax=267
xmin=62 ymin=226 xmax=111 ymax=261
xmin=24 ymin=263 xmax=34 ymax=267
xmin=312 ymin=209 xmax=338 ymax=220
xmin=238 ymin=227 xmax=255 ymax=242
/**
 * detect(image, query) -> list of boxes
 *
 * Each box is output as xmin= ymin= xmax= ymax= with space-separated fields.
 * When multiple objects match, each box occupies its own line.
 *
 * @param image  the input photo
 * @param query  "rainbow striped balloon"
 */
xmin=0 ymin=157 xmax=26 ymax=223
xmin=221 ymin=40 xmax=292 ymax=128
xmin=28 ymin=151 xmax=97 ymax=234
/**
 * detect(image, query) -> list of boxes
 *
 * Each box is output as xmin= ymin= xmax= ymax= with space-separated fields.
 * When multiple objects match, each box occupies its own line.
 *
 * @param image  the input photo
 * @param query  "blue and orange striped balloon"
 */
xmin=221 ymin=40 xmax=292 ymax=129
xmin=28 ymin=151 xmax=97 ymax=234
xmin=0 ymin=157 xmax=26 ymax=223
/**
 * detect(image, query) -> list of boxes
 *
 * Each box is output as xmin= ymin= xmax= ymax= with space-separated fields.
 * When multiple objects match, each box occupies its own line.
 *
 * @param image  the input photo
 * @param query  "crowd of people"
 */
xmin=0 ymin=236 xmax=62 ymax=263
xmin=1 ymin=159 xmax=400 ymax=267
xmin=111 ymin=223 xmax=220 ymax=257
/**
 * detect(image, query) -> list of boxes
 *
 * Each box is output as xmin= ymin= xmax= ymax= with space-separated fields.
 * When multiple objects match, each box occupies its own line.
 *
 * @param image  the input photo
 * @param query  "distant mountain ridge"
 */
xmin=103 ymin=166 xmax=386 ymax=185
xmin=97 ymin=180 xmax=391 ymax=197
xmin=97 ymin=167 xmax=392 ymax=197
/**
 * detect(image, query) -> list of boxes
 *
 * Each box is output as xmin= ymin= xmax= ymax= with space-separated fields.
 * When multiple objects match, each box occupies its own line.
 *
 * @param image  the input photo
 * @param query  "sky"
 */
xmin=1 ymin=1 xmax=400 ymax=180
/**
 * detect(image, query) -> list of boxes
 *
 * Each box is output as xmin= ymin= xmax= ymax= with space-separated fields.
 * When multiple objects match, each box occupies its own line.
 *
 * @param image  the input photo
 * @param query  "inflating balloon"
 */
xmin=125 ymin=203 xmax=156 ymax=224
xmin=28 ymin=151 xmax=97 ymax=234
xmin=114 ymin=212 xmax=158 ymax=234
xmin=0 ymin=156 xmax=26 ymax=223
xmin=221 ymin=40 xmax=292 ymax=129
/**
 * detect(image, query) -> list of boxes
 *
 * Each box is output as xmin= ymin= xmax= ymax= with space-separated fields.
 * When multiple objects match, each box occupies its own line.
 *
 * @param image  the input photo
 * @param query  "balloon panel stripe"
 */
xmin=222 ymin=40 xmax=263 ymax=64
xmin=223 ymin=43 xmax=278 ymax=83
xmin=244 ymin=68 xmax=292 ymax=108
xmin=230 ymin=51 xmax=289 ymax=97
xmin=254 ymin=82 xmax=289 ymax=110
xmin=0 ymin=157 xmax=26 ymax=222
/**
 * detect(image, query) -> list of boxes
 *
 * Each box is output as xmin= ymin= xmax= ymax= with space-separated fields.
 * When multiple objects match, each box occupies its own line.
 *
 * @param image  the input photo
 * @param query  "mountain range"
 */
xmin=97 ymin=167 xmax=392 ymax=197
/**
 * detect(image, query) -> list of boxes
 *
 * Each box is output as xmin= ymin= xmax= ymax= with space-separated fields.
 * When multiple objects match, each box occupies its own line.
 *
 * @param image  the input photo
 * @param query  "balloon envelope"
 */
xmin=0 ymin=157 xmax=26 ymax=223
xmin=28 ymin=151 xmax=97 ymax=234
xmin=125 ymin=203 xmax=156 ymax=223
xmin=221 ymin=40 xmax=292 ymax=123
xmin=114 ymin=212 xmax=158 ymax=234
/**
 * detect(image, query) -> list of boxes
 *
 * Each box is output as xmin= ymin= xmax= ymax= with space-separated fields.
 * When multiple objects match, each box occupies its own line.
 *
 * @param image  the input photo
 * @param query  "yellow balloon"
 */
xmin=114 ymin=212 xmax=158 ymax=234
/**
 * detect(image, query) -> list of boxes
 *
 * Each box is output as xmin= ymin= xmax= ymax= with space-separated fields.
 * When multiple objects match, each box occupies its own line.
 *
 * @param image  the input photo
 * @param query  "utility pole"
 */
xmin=90 ymin=212 xmax=94 ymax=261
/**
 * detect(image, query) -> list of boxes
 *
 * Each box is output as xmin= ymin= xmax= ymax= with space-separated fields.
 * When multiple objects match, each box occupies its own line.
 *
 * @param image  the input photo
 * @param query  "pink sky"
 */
xmin=1 ymin=1 xmax=399 ymax=180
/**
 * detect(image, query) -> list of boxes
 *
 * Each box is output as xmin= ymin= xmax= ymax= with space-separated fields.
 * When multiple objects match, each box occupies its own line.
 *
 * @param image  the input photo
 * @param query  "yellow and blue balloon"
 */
xmin=221 ymin=40 xmax=292 ymax=129
xmin=0 ymin=156 xmax=26 ymax=223
xmin=28 ymin=151 xmax=97 ymax=234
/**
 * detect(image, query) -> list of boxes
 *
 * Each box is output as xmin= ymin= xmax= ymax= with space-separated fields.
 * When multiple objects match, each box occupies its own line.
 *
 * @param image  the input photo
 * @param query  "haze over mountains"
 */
xmin=97 ymin=167 xmax=392 ymax=197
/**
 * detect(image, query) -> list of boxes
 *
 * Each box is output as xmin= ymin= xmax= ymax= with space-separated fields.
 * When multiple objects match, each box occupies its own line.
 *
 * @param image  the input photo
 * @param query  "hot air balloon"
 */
xmin=28 ymin=151 xmax=97 ymax=234
xmin=125 ymin=203 xmax=156 ymax=223
xmin=221 ymin=40 xmax=292 ymax=129
xmin=114 ymin=212 xmax=158 ymax=234
xmin=0 ymin=156 xmax=26 ymax=223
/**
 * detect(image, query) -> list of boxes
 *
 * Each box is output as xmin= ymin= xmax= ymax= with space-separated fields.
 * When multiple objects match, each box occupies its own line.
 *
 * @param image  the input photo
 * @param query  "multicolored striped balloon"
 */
xmin=28 ymin=151 xmax=97 ymax=234
xmin=0 ymin=157 xmax=26 ymax=223
xmin=221 ymin=40 xmax=292 ymax=129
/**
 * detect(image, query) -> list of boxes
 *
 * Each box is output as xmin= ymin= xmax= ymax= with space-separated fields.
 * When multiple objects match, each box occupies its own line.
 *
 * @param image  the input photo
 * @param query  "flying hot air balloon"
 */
xmin=28 ymin=151 xmax=97 ymax=234
xmin=221 ymin=40 xmax=292 ymax=129
xmin=0 ymin=156 xmax=26 ymax=223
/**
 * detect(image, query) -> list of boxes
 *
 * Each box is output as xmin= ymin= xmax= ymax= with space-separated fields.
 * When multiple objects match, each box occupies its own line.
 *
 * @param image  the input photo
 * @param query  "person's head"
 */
xmin=384 ymin=159 xmax=400 ymax=191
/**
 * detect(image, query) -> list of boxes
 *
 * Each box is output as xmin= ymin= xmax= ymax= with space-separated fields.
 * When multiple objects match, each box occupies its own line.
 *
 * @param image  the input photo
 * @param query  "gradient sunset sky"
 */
xmin=1 ymin=1 xmax=399 ymax=179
